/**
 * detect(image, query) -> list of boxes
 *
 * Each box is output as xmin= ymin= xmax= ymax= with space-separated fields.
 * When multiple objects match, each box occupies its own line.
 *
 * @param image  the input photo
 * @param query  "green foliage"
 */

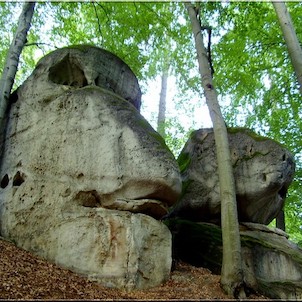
xmin=0 ymin=3 xmax=21 ymax=74
xmin=208 ymin=2 xmax=302 ymax=244
xmin=177 ymin=151 xmax=191 ymax=174
xmin=284 ymin=176 xmax=302 ymax=247
xmin=162 ymin=118 xmax=193 ymax=158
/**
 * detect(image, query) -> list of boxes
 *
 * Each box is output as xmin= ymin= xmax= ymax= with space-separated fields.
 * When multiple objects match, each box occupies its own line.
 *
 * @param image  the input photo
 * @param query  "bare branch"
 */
xmin=24 ymin=42 xmax=57 ymax=56
xmin=92 ymin=2 xmax=103 ymax=42
xmin=96 ymin=2 xmax=110 ymax=26
xmin=199 ymin=25 xmax=214 ymax=76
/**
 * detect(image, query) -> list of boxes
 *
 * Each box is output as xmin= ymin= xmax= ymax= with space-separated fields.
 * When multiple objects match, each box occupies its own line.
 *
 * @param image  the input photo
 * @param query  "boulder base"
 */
xmin=166 ymin=219 xmax=302 ymax=299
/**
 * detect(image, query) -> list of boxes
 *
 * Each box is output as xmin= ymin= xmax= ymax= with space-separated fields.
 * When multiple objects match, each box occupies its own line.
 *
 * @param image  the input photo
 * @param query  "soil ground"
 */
xmin=0 ymin=237 xmax=269 ymax=300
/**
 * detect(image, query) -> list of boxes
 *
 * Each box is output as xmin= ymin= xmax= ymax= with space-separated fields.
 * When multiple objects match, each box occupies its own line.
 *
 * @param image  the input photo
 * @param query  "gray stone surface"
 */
xmin=10 ymin=45 xmax=142 ymax=110
xmin=240 ymin=223 xmax=302 ymax=299
xmin=0 ymin=46 xmax=182 ymax=290
xmin=170 ymin=128 xmax=295 ymax=224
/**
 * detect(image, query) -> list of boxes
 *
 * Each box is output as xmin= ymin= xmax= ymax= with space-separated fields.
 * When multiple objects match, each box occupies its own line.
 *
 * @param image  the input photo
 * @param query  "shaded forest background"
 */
xmin=0 ymin=1 xmax=301 ymax=245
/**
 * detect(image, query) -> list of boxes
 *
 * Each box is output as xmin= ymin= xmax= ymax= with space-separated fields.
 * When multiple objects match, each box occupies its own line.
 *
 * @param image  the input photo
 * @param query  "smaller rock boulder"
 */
xmin=169 ymin=128 xmax=295 ymax=225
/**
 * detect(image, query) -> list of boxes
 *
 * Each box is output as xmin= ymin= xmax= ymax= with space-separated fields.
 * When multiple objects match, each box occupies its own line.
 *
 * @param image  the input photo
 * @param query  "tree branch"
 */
xmin=92 ymin=2 xmax=103 ymax=41
xmin=200 ymin=26 xmax=215 ymax=76
xmin=96 ymin=2 xmax=110 ymax=26
xmin=0 ymin=2 xmax=36 ymax=163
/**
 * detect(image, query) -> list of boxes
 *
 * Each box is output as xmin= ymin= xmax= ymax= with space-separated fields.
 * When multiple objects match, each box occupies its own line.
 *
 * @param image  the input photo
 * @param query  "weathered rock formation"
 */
xmin=0 ymin=46 xmax=182 ymax=290
xmin=169 ymin=128 xmax=295 ymax=225
xmin=166 ymin=219 xmax=302 ymax=299
xmin=9 ymin=45 xmax=142 ymax=110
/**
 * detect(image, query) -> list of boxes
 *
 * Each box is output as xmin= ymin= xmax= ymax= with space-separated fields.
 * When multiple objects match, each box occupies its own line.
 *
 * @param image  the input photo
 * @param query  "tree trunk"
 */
xmin=157 ymin=69 xmax=168 ymax=138
xmin=273 ymin=2 xmax=302 ymax=95
xmin=157 ymin=32 xmax=171 ymax=140
xmin=185 ymin=3 xmax=245 ymax=298
xmin=0 ymin=2 xmax=36 ymax=161
xmin=276 ymin=210 xmax=286 ymax=232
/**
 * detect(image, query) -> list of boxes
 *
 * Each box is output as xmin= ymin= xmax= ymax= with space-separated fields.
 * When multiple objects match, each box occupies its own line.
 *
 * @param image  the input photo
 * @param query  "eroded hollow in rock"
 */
xmin=12 ymin=171 xmax=25 ymax=187
xmin=48 ymin=54 xmax=88 ymax=88
xmin=75 ymin=190 xmax=100 ymax=207
xmin=0 ymin=174 xmax=9 ymax=188
xmin=278 ymin=186 xmax=288 ymax=199
xmin=74 ymin=190 xmax=169 ymax=220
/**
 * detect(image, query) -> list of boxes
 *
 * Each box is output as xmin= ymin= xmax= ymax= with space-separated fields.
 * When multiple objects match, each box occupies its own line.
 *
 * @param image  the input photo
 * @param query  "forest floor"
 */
xmin=0 ymin=237 xmax=270 ymax=300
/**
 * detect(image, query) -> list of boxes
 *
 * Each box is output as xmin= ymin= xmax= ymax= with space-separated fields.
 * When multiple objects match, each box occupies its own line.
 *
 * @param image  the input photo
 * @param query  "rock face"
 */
xmin=0 ymin=46 xmax=182 ymax=289
xmin=10 ymin=45 xmax=142 ymax=110
xmin=170 ymin=128 xmax=295 ymax=225
xmin=166 ymin=219 xmax=302 ymax=299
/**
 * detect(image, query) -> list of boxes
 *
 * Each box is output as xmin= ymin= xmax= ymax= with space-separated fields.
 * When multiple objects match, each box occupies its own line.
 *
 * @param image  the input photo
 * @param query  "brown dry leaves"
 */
xmin=0 ymin=237 xmax=267 ymax=300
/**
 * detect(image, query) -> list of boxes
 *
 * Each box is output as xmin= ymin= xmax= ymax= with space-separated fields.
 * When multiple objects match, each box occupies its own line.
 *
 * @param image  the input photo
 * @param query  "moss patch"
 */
xmin=61 ymin=44 xmax=99 ymax=52
xmin=227 ymin=127 xmax=286 ymax=148
xmin=227 ymin=127 xmax=268 ymax=141
xmin=177 ymin=152 xmax=191 ymax=174
xmin=135 ymin=118 xmax=173 ymax=155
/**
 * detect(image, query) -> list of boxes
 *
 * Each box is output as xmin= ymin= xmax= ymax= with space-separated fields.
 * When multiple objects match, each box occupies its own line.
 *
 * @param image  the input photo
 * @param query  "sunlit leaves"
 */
xmin=0 ymin=2 xmax=22 ymax=71
xmin=210 ymin=2 xmax=302 ymax=242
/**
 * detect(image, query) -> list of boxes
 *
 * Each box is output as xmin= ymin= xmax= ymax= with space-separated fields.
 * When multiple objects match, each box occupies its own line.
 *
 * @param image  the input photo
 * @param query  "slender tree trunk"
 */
xmin=276 ymin=209 xmax=286 ymax=231
xmin=185 ymin=3 xmax=245 ymax=298
xmin=0 ymin=2 xmax=36 ymax=160
xmin=157 ymin=32 xmax=171 ymax=139
xmin=273 ymin=2 xmax=302 ymax=95
xmin=157 ymin=69 xmax=168 ymax=138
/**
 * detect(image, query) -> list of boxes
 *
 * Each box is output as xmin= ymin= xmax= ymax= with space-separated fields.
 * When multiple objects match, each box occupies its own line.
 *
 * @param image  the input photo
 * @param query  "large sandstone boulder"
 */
xmin=0 ymin=46 xmax=182 ymax=290
xmin=166 ymin=219 xmax=302 ymax=299
xmin=169 ymin=128 xmax=295 ymax=224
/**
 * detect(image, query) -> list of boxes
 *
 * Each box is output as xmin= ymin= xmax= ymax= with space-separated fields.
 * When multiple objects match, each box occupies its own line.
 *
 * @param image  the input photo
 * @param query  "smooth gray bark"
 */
xmin=185 ymin=3 xmax=245 ymax=298
xmin=157 ymin=70 xmax=168 ymax=138
xmin=273 ymin=2 xmax=302 ymax=95
xmin=0 ymin=2 xmax=36 ymax=160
